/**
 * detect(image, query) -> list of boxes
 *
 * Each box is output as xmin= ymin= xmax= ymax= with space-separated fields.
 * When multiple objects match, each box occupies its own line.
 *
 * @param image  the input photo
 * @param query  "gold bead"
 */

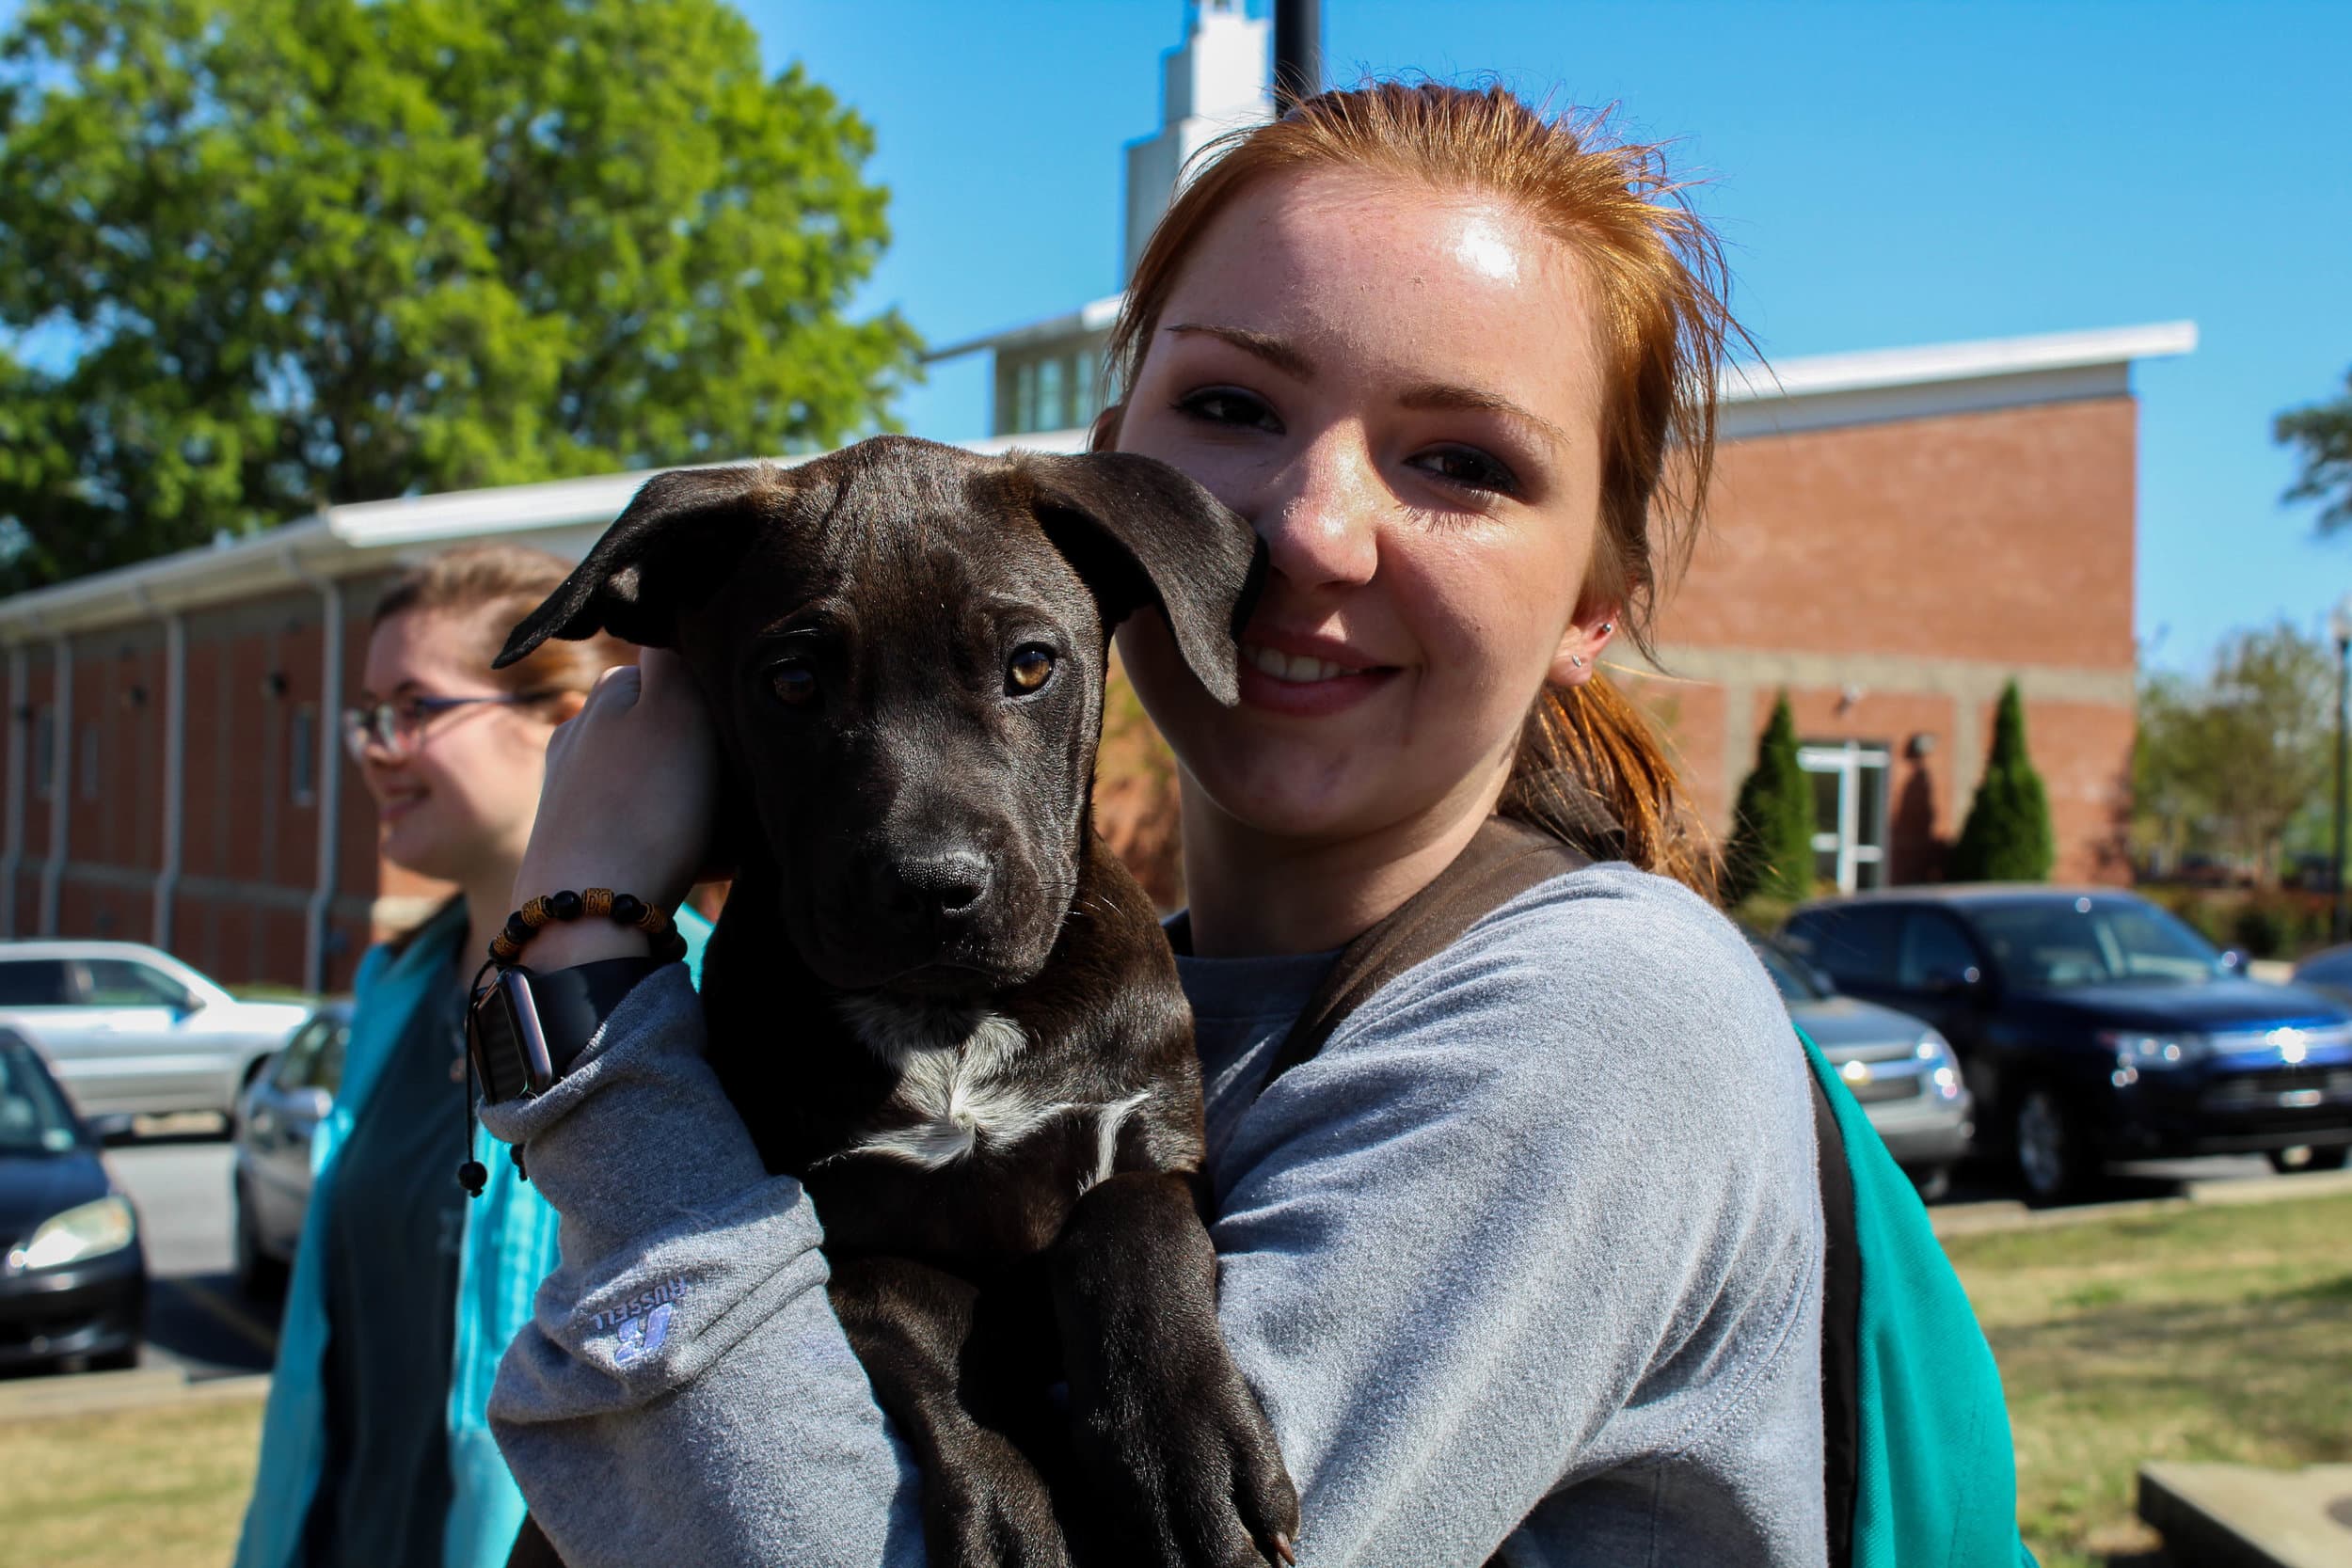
xmin=519 ymin=896 xmax=551 ymax=928
xmin=582 ymin=887 xmax=614 ymax=917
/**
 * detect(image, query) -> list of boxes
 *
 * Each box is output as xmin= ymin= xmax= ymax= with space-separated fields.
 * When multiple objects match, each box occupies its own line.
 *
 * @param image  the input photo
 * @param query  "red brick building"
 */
xmin=0 ymin=323 xmax=2188 ymax=991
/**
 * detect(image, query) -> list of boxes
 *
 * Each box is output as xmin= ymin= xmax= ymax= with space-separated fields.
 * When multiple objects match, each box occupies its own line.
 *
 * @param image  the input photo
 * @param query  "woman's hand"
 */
xmin=516 ymin=650 xmax=720 ymax=968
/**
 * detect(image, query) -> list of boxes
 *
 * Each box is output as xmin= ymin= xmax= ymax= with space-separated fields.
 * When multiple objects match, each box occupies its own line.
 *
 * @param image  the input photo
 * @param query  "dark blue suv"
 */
xmin=1782 ymin=887 xmax=2352 ymax=1202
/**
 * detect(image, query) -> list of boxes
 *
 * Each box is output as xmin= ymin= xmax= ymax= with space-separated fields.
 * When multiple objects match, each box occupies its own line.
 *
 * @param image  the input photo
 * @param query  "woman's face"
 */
xmin=1115 ymin=168 xmax=1614 ymax=847
xmin=355 ymin=610 xmax=565 ymax=884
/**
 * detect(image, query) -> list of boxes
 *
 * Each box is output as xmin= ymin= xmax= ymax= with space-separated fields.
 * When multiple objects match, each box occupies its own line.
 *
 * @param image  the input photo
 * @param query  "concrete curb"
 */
xmin=1930 ymin=1167 xmax=2352 ymax=1239
xmin=0 ymin=1364 xmax=268 ymax=1421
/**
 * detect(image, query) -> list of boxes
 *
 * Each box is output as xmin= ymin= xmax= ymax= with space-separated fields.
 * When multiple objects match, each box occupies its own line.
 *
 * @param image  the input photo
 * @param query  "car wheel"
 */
xmin=2267 ymin=1144 xmax=2351 ymax=1174
xmin=2012 ymin=1087 xmax=2090 ymax=1205
xmin=233 ymin=1175 xmax=287 ymax=1300
xmin=1908 ymin=1164 xmax=1953 ymax=1204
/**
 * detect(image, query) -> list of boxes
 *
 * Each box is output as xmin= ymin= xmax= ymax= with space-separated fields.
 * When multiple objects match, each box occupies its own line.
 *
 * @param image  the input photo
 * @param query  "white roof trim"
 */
xmin=1721 ymin=321 xmax=2197 ymax=403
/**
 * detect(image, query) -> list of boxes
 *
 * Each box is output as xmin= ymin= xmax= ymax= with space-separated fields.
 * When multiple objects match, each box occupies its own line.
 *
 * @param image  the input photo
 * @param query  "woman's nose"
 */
xmin=1254 ymin=429 xmax=1381 ymax=591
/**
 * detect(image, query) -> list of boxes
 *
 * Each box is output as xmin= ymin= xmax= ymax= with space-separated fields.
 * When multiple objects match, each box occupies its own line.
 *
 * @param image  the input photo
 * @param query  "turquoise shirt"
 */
xmin=234 ymin=900 xmax=710 ymax=1568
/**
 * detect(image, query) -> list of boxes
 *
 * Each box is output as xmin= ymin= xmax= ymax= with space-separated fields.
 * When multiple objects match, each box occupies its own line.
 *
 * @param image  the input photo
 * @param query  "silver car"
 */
xmin=1750 ymin=936 xmax=1977 ymax=1199
xmin=231 ymin=1002 xmax=349 ymax=1294
xmin=0 ymin=942 xmax=312 ymax=1126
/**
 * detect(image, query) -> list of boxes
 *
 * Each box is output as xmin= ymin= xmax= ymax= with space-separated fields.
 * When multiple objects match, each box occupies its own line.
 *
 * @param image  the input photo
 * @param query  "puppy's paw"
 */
xmin=1074 ymin=1360 xmax=1301 ymax=1568
xmin=923 ymin=1441 xmax=1074 ymax=1568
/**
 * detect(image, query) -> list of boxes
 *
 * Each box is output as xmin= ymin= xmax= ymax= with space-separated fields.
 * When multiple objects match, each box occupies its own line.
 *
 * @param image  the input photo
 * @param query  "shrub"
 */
xmin=1724 ymin=692 xmax=1816 ymax=905
xmin=1949 ymin=682 xmax=2056 ymax=882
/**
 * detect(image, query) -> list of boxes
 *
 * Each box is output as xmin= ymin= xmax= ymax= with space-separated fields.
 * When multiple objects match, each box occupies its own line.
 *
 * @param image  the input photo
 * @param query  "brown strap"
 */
xmin=1258 ymin=816 xmax=1591 ymax=1095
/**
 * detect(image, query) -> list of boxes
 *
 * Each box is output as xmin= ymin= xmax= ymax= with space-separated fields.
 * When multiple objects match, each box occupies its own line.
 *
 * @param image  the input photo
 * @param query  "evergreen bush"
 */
xmin=1724 ymin=692 xmax=1817 ymax=905
xmin=1948 ymin=681 xmax=2057 ymax=881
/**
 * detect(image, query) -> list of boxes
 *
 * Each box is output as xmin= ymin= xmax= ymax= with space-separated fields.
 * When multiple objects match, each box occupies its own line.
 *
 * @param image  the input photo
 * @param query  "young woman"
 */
xmin=485 ymin=85 xmax=1824 ymax=1565
xmin=234 ymin=546 xmax=711 ymax=1568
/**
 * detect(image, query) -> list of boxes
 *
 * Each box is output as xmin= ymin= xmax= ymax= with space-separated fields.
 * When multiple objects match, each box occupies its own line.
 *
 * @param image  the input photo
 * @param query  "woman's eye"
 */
xmin=770 ymin=663 xmax=818 ymax=706
xmin=1409 ymin=444 xmax=1519 ymax=497
xmin=1171 ymin=387 xmax=1280 ymax=432
xmin=1006 ymin=647 xmax=1055 ymax=694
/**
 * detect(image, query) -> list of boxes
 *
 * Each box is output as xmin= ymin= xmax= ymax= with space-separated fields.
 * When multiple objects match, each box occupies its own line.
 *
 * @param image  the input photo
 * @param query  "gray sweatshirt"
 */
xmin=480 ymin=863 xmax=1826 ymax=1567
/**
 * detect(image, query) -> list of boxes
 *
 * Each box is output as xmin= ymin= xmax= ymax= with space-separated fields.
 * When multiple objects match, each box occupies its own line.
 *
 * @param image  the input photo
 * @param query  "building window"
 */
xmin=290 ymin=705 xmax=318 ymax=806
xmin=31 ymin=709 xmax=53 ymax=800
xmin=1013 ymin=359 xmax=1038 ymax=435
xmin=1037 ymin=356 xmax=1065 ymax=432
xmin=1799 ymin=740 xmax=1890 ymax=893
xmin=77 ymin=723 xmax=98 ymax=801
xmin=1073 ymin=349 xmax=1099 ymax=426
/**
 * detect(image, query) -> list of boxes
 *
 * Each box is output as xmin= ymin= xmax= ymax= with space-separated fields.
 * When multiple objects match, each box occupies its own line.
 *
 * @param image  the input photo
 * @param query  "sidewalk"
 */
xmin=0 ymin=1363 xmax=268 ymax=1421
xmin=1930 ymin=1165 xmax=2352 ymax=1238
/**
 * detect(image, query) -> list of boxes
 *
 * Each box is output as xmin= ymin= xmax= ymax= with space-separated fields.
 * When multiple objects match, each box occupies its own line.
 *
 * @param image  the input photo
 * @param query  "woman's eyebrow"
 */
xmin=1397 ymin=382 xmax=1570 ymax=448
xmin=1163 ymin=322 xmax=1316 ymax=380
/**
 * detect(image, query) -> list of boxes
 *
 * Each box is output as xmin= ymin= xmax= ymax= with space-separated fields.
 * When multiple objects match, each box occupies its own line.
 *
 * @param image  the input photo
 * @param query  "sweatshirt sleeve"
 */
xmin=476 ymin=966 xmax=929 ymax=1568
xmin=1203 ymin=870 xmax=1826 ymax=1564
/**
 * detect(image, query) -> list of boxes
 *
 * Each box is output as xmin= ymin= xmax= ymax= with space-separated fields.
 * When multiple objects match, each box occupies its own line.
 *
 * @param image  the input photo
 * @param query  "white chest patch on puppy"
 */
xmin=835 ymin=995 xmax=1078 ymax=1169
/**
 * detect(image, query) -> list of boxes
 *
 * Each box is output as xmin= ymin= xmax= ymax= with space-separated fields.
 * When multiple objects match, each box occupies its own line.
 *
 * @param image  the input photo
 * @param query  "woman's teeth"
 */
xmin=1243 ymin=643 xmax=1366 ymax=683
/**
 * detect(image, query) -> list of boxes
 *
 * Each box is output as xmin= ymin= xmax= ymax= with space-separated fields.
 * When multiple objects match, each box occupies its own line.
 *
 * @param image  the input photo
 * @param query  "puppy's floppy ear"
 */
xmin=496 ymin=465 xmax=787 ymax=667
xmin=1018 ymin=451 xmax=1267 ymax=706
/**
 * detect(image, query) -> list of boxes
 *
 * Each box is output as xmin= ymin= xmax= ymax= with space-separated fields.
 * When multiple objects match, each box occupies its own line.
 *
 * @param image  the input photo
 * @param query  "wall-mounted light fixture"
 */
xmin=262 ymin=671 xmax=290 ymax=699
xmin=1907 ymin=733 xmax=1937 ymax=760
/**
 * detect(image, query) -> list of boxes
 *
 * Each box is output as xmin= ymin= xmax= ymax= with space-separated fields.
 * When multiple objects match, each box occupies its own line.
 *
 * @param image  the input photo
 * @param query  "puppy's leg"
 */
xmin=1050 ymin=1171 xmax=1300 ymax=1568
xmin=829 ymin=1255 xmax=1073 ymax=1568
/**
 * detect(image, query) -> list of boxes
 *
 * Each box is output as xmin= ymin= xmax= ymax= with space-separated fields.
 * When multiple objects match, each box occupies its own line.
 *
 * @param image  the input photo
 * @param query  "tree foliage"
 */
xmin=1948 ymin=681 xmax=2055 ymax=882
xmin=2135 ymin=622 xmax=2334 ymax=885
xmin=0 ymin=0 xmax=918 ymax=591
xmin=1724 ymin=691 xmax=1815 ymax=905
xmin=2277 ymin=367 xmax=2352 ymax=534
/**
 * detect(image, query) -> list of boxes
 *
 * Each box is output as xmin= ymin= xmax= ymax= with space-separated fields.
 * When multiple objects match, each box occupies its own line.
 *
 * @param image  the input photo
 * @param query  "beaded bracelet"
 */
xmin=488 ymin=887 xmax=689 ymax=969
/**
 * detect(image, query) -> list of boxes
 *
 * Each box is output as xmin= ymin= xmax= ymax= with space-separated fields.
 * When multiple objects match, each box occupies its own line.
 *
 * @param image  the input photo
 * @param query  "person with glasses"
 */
xmin=236 ymin=544 xmax=712 ymax=1568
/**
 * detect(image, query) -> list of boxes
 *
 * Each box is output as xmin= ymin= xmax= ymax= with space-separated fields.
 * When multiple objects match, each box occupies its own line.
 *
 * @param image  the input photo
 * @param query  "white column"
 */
xmin=40 ymin=636 xmax=71 ymax=933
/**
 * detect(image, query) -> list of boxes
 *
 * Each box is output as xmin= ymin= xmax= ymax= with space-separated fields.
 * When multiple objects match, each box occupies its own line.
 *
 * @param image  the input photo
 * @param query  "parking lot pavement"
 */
xmin=103 ymin=1132 xmax=280 ymax=1380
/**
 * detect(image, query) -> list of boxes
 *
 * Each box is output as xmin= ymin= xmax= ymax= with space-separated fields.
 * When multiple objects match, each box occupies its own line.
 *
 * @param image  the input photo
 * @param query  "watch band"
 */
xmin=469 ymin=956 xmax=666 ymax=1103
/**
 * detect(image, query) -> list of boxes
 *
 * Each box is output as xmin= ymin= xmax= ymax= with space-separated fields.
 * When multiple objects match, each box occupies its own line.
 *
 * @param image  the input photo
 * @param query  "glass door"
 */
xmin=1798 ymin=741 xmax=1891 ymax=893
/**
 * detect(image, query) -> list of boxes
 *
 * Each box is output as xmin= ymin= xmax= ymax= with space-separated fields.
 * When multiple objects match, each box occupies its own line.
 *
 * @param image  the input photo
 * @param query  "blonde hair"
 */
xmin=373 ymin=543 xmax=632 ymax=703
xmin=1101 ymin=81 xmax=1738 ymax=895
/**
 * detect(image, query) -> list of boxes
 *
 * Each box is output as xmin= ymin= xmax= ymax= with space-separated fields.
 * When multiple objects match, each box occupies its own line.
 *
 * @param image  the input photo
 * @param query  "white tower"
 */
xmin=1122 ymin=1 xmax=1273 ymax=280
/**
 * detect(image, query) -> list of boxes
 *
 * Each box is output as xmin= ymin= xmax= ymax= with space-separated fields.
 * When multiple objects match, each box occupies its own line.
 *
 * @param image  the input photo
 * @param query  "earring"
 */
xmin=1597 ymin=621 xmax=1614 ymax=636
xmin=1568 ymin=655 xmax=1586 ymax=670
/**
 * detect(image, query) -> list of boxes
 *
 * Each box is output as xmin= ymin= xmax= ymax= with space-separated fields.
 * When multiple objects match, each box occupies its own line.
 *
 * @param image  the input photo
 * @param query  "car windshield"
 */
xmin=1751 ymin=941 xmax=1829 ymax=1003
xmin=1964 ymin=896 xmax=2225 ymax=989
xmin=0 ymin=1038 xmax=85 ymax=1155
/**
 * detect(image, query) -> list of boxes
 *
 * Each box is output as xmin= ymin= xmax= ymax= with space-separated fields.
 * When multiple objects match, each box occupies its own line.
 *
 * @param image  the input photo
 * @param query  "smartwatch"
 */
xmin=467 ymin=958 xmax=665 ymax=1103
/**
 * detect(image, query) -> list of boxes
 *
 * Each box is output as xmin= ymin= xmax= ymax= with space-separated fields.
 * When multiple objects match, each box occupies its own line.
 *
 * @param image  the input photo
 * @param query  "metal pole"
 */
xmin=2334 ymin=633 xmax=2348 ymax=942
xmin=1274 ymin=0 xmax=1322 ymax=109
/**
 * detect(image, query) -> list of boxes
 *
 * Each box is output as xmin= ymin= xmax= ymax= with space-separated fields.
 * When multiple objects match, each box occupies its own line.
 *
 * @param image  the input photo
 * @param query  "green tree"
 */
xmin=1949 ymin=681 xmax=2056 ymax=882
xmin=2133 ymin=622 xmax=2333 ymax=885
xmin=1724 ymin=691 xmax=1815 ymax=906
xmin=0 ymin=0 xmax=918 ymax=591
xmin=2277 ymin=368 xmax=2352 ymax=532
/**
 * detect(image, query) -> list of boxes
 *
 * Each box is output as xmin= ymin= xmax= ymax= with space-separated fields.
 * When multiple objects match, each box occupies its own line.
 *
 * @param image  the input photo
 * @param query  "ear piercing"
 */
xmin=1568 ymin=655 xmax=1586 ymax=669
xmin=1597 ymin=621 xmax=1614 ymax=636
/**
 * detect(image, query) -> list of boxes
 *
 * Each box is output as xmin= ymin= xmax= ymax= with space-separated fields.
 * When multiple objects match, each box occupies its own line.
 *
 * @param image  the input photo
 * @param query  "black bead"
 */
xmin=610 ymin=893 xmax=646 ymax=927
xmin=548 ymin=889 xmax=584 ymax=922
xmin=457 ymin=1160 xmax=488 ymax=1196
xmin=659 ymin=929 xmax=689 ymax=964
xmin=504 ymin=913 xmax=534 ymax=944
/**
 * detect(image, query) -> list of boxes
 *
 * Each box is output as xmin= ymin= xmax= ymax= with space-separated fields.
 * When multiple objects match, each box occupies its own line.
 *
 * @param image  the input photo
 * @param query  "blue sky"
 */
xmin=747 ymin=0 xmax=2352 ymax=673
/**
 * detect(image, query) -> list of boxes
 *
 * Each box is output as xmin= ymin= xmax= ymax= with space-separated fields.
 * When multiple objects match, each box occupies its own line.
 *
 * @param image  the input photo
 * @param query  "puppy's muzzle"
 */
xmin=881 ymin=848 xmax=994 ymax=931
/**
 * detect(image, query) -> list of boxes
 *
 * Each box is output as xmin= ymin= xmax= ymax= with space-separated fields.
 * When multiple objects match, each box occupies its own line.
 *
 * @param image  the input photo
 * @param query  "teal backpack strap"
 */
xmin=1797 ymin=1026 xmax=2039 ymax=1568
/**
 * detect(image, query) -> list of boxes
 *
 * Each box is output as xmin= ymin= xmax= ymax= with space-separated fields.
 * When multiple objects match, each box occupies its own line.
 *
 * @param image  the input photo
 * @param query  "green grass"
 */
xmin=1 ymin=1394 xmax=263 ymax=1568
xmin=1945 ymin=1193 xmax=2352 ymax=1567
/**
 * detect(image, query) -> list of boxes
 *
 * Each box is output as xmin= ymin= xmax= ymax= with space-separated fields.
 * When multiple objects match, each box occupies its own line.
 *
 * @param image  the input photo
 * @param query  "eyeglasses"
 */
xmin=340 ymin=689 xmax=561 ymax=761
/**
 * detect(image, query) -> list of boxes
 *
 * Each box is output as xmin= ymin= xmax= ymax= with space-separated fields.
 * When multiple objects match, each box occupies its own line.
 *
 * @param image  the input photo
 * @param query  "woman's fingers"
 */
xmin=516 ymin=650 xmax=719 ymax=915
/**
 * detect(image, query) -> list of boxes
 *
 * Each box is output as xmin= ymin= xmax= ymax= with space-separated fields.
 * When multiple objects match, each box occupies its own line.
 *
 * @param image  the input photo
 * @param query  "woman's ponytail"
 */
xmin=1501 ymin=675 xmax=1717 ymax=900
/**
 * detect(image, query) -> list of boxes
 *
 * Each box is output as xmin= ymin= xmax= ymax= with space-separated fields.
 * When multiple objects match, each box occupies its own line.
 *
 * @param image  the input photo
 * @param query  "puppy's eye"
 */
xmin=770 ymin=663 xmax=818 ymax=706
xmin=1006 ymin=646 xmax=1055 ymax=694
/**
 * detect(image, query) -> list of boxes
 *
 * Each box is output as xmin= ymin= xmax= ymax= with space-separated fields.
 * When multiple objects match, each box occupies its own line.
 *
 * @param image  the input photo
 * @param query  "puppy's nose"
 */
xmin=891 ymin=850 xmax=993 ymax=919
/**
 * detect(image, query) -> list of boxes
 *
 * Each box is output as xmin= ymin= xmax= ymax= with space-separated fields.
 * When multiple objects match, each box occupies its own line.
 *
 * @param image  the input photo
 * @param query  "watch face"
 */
xmin=468 ymin=970 xmax=555 ymax=1101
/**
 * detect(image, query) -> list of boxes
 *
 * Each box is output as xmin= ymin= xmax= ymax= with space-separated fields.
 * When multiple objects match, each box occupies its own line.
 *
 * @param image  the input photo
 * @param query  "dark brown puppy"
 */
xmin=500 ymin=436 xmax=1298 ymax=1568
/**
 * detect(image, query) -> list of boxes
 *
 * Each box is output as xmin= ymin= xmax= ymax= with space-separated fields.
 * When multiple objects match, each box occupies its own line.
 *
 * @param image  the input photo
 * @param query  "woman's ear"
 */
xmin=1548 ymin=609 xmax=1621 ymax=688
xmin=1088 ymin=403 xmax=1126 ymax=453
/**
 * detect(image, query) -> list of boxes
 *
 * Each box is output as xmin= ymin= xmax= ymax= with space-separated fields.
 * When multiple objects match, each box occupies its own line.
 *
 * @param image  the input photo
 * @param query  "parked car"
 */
xmin=1782 ymin=887 xmax=2352 ymax=1202
xmin=2290 ymin=942 xmax=2352 ymax=1011
xmin=0 ymin=941 xmax=312 ymax=1127
xmin=1747 ymin=936 xmax=1975 ymax=1200
xmin=0 ymin=1028 xmax=148 ymax=1370
xmin=230 ymin=1002 xmax=350 ymax=1295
